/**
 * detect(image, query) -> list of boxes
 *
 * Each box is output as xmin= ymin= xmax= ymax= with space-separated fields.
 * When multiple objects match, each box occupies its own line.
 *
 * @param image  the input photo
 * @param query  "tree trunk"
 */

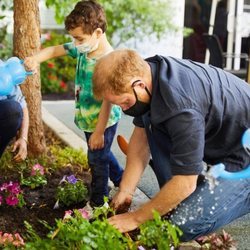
xmin=13 ymin=0 xmax=46 ymax=156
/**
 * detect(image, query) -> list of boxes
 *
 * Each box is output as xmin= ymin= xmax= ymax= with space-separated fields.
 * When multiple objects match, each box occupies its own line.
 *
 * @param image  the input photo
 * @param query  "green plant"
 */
xmin=137 ymin=210 xmax=182 ymax=250
xmin=23 ymin=204 xmax=184 ymax=249
xmin=0 ymin=144 xmax=89 ymax=176
xmin=55 ymin=174 xmax=88 ymax=207
xmin=0 ymin=181 xmax=25 ymax=208
xmin=0 ymin=26 xmax=13 ymax=60
xmin=40 ymin=31 xmax=76 ymax=94
xmin=50 ymin=145 xmax=89 ymax=171
xmin=25 ymin=210 xmax=134 ymax=250
xmin=0 ymin=1 xmax=13 ymax=60
xmin=92 ymin=196 xmax=115 ymax=220
xmin=21 ymin=164 xmax=47 ymax=189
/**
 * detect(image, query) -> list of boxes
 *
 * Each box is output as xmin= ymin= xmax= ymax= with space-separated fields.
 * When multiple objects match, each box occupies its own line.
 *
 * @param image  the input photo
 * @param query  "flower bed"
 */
xmin=0 ymin=126 xmax=237 ymax=249
xmin=0 ymin=125 xmax=90 ymax=238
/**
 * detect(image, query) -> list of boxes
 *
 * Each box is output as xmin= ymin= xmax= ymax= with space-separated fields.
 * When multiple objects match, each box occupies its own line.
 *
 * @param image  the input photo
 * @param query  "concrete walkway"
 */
xmin=42 ymin=100 xmax=250 ymax=249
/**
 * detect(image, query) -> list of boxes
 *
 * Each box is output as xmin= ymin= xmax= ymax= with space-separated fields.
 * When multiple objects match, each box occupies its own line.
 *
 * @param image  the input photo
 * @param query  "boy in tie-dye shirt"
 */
xmin=24 ymin=0 xmax=123 ymax=206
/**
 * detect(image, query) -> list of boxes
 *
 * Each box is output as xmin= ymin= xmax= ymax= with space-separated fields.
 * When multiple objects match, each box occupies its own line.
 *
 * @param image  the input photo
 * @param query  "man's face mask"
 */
xmin=123 ymin=82 xmax=151 ymax=117
xmin=75 ymin=32 xmax=99 ymax=54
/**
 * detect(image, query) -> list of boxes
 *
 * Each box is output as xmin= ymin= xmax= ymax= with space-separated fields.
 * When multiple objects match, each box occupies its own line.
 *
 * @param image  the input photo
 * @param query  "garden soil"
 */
xmin=0 ymin=125 xmax=91 ymax=237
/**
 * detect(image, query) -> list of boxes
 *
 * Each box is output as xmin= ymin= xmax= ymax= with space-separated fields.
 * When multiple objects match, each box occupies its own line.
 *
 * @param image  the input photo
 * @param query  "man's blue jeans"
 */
xmin=142 ymin=113 xmax=250 ymax=241
xmin=84 ymin=123 xmax=123 ymax=206
xmin=169 ymin=177 xmax=250 ymax=241
xmin=0 ymin=99 xmax=23 ymax=157
xmin=150 ymin=142 xmax=250 ymax=242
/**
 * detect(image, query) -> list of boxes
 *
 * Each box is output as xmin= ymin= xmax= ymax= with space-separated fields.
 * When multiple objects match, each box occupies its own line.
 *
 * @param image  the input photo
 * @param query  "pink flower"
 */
xmin=6 ymin=196 xmax=19 ymax=206
xmin=2 ymin=233 xmax=13 ymax=244
xmin=0 ymin=182 xmax=9 ymax=191
xmin=46 ymin=33 xmax=51 ymax=40
xmin=31 ymin=164 xmax=45 ymax=176
xmin=7 ymin=182 xmax=21 ymax=195
xmin=13 ymin=233 xmax=25 ymax=246
xmin=63 ymin=210 xmax=73 ymax=220
xmin=0 ymin=232 xmax=24 ymax=247
xmin=78 ymin=208 xmax=90 ymax=219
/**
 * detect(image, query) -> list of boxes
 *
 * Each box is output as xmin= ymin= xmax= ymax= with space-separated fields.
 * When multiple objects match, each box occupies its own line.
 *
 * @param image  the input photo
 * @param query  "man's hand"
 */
xmin=88 ymin=131 xmax=104 ymax=150
xmin=110 ymin=189 xmax=133 ymax=213
xmin=12 ymin=137 xmax=27 ymax=162
xmin=108 ymin=211 xmax=140 ymax=233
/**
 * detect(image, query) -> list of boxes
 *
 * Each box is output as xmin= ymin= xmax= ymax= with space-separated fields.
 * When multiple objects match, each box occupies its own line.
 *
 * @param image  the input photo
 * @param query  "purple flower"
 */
xmin=6 ymin=196 xmax=19 ymax=206
xmin=67 ymin=175 xmax=78 ymax=184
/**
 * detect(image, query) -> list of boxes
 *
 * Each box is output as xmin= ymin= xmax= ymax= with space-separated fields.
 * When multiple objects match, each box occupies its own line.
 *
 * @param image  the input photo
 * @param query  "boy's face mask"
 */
xmin=123 ymin=86 xmax=151 ymax=117
xmin=75 ymin=32 xmax=99 ymax=54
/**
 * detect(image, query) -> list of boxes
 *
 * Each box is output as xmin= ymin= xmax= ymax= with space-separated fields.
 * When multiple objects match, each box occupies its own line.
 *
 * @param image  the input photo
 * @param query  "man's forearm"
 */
xmin=119 ymin=127 xmax=150 ymax=193
xmin=134 ymin=175 xmax=198 ymax=223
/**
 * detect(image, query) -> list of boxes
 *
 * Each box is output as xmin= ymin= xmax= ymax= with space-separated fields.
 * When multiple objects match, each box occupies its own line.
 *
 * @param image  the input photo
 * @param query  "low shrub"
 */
xmin=40 ymin=31 xmax=76 ymax=94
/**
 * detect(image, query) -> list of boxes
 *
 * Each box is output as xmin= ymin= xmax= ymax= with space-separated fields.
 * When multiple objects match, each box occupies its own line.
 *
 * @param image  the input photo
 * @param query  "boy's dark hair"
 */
xmin=65 ymin=0 xmax=107 ymax=34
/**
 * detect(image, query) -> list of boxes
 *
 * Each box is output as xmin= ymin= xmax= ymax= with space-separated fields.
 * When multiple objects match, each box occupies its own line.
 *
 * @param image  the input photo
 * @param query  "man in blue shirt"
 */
xmin=0 ymin=86 xmax=29 ymax=161
xmin=92 ymin=49 xmax=250 ymax=241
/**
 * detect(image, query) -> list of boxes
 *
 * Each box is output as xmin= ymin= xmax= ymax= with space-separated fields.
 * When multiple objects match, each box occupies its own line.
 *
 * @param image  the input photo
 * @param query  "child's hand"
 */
xmin=23 ymin=57 xmax=39 ymax=74
xmin=88 ymin=131 xmax=104 ymax=150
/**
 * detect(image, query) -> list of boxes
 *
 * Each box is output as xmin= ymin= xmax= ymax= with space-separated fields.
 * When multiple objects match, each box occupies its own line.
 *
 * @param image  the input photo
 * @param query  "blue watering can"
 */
xmin=0 ymin=57 xmax=33 ymax=96
xmin=209 ymin=129 xmax=250 ymax=180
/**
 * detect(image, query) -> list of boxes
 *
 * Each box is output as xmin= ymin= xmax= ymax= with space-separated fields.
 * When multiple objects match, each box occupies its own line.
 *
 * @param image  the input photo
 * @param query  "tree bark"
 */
xmin=13 ymin=0 xmax=46 ymax=156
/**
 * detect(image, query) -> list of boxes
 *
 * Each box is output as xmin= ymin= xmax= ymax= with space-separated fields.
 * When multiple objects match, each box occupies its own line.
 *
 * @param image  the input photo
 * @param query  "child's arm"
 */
xmin=12 ymin=106 xmax=29 ymax=162
xmin=24 ymin=45 xmax=66 ymax=72
xmin=88 ymin=100 xmax=112 ymax=150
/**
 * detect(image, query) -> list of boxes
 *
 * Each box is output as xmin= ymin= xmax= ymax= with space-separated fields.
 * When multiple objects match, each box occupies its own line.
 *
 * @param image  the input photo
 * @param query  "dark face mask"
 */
xmin=123 ymin=87 xmax=151 ymax=117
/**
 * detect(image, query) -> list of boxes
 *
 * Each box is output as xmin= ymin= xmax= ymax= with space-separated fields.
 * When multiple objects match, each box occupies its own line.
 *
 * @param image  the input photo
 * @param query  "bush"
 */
xmin=24 ymin=209 xmax=182 ymax=250
xmin=0 ymin=144 xmax=89 ymax=177
xmin=0 ymin=25 xmax=13 ymax=60
xmin=40 ymin=31 xmax=76 ymax=94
